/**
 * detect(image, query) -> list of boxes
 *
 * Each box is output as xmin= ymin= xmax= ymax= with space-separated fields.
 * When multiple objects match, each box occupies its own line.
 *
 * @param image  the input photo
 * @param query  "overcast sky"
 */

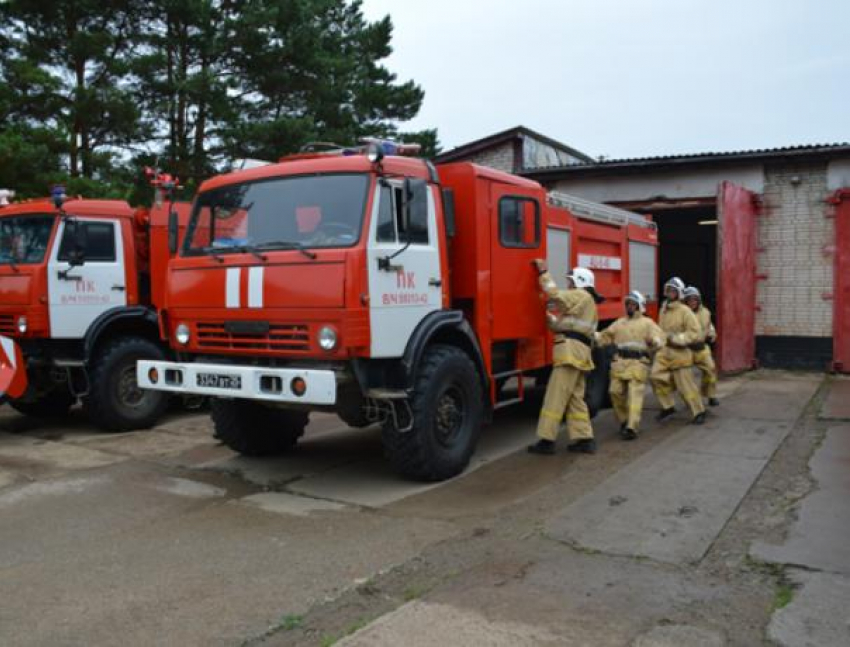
xmin=360 ymin=0 xmax=850 ymax=160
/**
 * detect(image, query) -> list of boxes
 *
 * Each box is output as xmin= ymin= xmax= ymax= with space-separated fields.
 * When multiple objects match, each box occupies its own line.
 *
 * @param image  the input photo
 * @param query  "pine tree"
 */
xmin=0 ymin=0 xmax=145 ymax=181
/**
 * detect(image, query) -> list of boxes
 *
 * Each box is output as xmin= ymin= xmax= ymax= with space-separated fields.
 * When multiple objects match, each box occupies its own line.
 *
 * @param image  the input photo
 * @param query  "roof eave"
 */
xmin=522 ymin=145 xmax=850 ymax=180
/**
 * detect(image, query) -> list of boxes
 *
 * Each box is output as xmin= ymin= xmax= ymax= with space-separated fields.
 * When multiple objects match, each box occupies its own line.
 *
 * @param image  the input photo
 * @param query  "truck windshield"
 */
xmin=0 ymin=215 xmax=55 ymax=265
xmin=184 ymin=173 xmax=371 ymax=255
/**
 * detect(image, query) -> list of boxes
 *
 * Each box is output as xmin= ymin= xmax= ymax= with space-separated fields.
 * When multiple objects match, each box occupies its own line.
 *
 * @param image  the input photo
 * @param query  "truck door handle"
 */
xmin=428 ymin=278 xmax=442 ymax=287
xmin=57 ymin=270 xmax=81 ymax=282
xmin=111 ymin=285 xmax=126 ymax=292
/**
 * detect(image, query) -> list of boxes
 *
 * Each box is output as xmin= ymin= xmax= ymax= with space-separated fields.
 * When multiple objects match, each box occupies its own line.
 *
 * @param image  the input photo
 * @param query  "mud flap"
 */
xmin=0 ymin=336 xmax=28 ymax=400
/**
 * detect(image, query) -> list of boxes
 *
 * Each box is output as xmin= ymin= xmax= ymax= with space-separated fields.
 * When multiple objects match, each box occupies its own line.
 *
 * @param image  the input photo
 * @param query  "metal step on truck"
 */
xmin=0 ymin=172 xmax=192 ymax=431
xmin=136 ymin=141 xmax=658 ymax=480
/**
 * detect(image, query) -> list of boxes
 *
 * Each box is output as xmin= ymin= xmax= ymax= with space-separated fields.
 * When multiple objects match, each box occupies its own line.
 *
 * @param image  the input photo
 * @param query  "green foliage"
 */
xmin=0 ymin=1 xmax=438 ymax=200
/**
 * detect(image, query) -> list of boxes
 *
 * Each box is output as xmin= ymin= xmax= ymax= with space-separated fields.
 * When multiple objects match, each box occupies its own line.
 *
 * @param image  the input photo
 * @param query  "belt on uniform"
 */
xmin=555 ymin=331 xmax=593 ymax=347
xmin=616 ymin=348 xmax=649 ymax=360
xmin=689 ymin=342 xmax=707 ymax=351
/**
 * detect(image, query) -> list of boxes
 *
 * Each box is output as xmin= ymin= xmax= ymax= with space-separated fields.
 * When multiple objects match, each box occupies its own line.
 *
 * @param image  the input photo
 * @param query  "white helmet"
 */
xmin=567 ymin=267 xmax=595 ymax=290
xmin=683 ymin=286 xmax=701 ymax=302
xmin=625 ymin=290 xmax=646 ymax=313
xmin=664 ymin=276 xmax=686 ymax=298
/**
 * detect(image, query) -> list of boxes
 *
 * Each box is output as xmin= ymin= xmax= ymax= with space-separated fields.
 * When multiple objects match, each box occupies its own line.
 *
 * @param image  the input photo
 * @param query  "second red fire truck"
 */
xmin=0 ymin=177 xmax=191 ymax=431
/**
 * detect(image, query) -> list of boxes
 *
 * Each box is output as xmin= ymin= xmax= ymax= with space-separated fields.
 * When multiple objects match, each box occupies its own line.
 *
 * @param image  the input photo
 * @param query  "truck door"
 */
xmin=366 ymin=180 xmax=443 ymax=357
xmin=490 ymin=185 xmax=545 ymax=340
xmin=47 ymin=218 xmax=128 ymax=338
xmin=716 ymin=181 xmax=758 ymax=372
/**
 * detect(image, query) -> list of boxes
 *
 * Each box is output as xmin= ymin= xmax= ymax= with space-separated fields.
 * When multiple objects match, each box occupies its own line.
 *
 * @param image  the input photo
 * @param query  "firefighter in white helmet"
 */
xmin=596 ymin=290 xmax=665 ymax=440
xmin=528 ymin=261 xmax=602 ymax=455
xmin=683 ymin=286 xmax=719 ymax=406
xmin=650 ymin=277 xmax=707 ymax=424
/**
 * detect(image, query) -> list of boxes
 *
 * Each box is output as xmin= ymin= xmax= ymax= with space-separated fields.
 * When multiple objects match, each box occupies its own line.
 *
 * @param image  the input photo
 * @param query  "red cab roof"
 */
xmin=198 ymin=154 xmax=435 ymax=193
xmin=0 ymin=198 xmax=135 ymax=219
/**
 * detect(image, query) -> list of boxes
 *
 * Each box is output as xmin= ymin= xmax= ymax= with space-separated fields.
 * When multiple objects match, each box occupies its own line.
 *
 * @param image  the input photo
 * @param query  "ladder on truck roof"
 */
xmin=547 ymin=191 xmax=656 ymax=230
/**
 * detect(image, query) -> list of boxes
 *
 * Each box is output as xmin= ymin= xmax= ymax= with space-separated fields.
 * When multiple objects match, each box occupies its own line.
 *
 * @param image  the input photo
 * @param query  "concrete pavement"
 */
xmin=751 ymin=378 xmax=850 ymax=647
xmin=0 ymin=371 xmax=843 ymax=646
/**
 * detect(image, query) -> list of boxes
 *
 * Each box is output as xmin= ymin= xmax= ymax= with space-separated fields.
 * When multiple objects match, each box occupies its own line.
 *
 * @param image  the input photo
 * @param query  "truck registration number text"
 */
xmin=196 ymin=373 xmax=242 ymax=390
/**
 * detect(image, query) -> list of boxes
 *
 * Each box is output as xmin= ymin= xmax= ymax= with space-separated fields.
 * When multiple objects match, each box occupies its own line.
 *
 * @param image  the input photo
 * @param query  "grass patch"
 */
xmin=403 ymin=585 xmax=426 ymax=601
xmin=773 ymin=583 xmax=795 ymax=610
xmin=278 ymin=614 xmax=303 ymax=631
xmin=318 ymin=616 xmax=374 ymax=646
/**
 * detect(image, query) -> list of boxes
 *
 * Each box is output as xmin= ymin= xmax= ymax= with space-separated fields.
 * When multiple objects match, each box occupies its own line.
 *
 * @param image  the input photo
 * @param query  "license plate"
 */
xmin=197 ymin=372 xmax=242 ymax=390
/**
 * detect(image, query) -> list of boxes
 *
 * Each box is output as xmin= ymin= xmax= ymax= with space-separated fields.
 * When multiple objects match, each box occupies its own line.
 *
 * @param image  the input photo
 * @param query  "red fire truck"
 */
xmin=0 ymin=179 xmax=191 ymax=431
xmin=136 ymin=144 xmax=658 ymax=480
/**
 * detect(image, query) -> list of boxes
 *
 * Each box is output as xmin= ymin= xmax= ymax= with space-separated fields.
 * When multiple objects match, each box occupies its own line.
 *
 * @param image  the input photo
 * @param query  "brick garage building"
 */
xmin=436 ymin=132 xmax=850 ymax=372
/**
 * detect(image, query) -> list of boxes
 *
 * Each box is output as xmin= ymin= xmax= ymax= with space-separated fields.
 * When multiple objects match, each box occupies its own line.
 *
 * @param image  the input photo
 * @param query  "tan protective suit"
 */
xmin=650 ymin=300 xmax=706 ymax=416
xmin=536 ymin=271 xmax=597 ymax=443
xmin=692 ymin=305 xmax=717 ymax=399
xmin=597 ymin=313 xmax=665 ymax=433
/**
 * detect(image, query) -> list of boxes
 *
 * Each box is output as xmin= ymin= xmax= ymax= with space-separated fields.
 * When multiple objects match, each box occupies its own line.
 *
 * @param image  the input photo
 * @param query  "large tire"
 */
xmin=211 ymin=399 xmax=308 ymax=456
xmin=83 ymin=336 xmax=170 ymax=432
xmin=10 ymin=386 xmax=76 ymax=418
xmin=382 ymin=345 xmax=484 ymax=482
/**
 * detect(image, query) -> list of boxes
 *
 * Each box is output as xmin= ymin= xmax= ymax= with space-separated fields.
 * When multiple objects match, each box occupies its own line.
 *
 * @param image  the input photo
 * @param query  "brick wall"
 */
xmin=465 ymin=141 xmax=516 ymax=173
xmin=756 ymin=161 xmax=833 ymax=337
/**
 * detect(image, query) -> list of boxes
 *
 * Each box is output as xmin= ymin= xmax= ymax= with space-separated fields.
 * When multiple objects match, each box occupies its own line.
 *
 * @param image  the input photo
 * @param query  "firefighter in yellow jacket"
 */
xmin=528 ymin=260 xmax=602 ymax=455
xmin=651 ymin=277 xmax=707 ymax=424
xmin=596 ymin=290 xmax=665 ymax=440
xmin=683 ymin=286 xmax=719 ymax=407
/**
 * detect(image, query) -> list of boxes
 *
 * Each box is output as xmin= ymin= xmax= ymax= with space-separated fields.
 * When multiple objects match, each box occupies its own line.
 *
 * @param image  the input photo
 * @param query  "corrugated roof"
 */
xmin=525 ymin=142 xmax=850 ymax=175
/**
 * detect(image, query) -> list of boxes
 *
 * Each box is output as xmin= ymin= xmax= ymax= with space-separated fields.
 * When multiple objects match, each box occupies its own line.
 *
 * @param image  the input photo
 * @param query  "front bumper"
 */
xmin=0 ymin=336 xmax=28 ymax=399
xmin=137 ymin=360 xmax=337 ymax=405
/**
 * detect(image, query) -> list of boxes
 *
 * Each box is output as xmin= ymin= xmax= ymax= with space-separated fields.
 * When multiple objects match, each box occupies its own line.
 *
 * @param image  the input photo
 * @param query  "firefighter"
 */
xmin=683 ymin=286 xmax=719 ymax=407
xmin=528 ymin=260 xmax=602 ymax=455
xmin=650 ymin=277 xmax=707 ymax=424
xmin=596 ymin=291 xmax=665 ymax=440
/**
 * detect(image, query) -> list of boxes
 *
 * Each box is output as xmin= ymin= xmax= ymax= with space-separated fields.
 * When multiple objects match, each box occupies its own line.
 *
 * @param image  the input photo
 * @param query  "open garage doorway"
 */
xmin=653 ymin=206 xmax=718 ymax=312
xmin=613 ymin=181 xmax=759 ymax=373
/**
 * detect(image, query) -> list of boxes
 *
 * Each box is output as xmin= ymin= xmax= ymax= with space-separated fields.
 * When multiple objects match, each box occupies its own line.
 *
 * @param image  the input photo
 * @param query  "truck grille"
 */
xmin=196 ymin=322 xmax=311 ymax=352
xmin=0 ymin=315 xmax=16 ymax=335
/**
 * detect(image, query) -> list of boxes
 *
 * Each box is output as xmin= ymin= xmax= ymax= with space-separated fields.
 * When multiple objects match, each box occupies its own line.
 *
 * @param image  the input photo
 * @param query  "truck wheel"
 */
xmin=382 ymin=345 xmax=483 ymax=482
xmin=211 ymin=399 xmax=308 ymax=456
xmin=584 ymin=347 xmax=610 ymax=419
xmin=10 ymin=386 xmax=76 ymax=418
xmin=83 ymin=336 xmax=169 ymax=432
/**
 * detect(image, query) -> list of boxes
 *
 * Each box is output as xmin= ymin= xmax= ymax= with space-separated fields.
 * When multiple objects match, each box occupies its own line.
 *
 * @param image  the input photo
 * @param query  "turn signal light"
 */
xmin=148 ymin=368 xmax=159 ymax=384
xmin=291 ymin=377 xmax=307 ymax=397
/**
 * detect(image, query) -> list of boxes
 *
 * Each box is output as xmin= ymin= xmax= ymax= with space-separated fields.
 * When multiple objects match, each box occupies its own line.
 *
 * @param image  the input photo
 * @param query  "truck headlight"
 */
xmin=317 ymin=326 xmax=338 ymax=351
xmin=175 ymin=323 xmax=191 ymax=345
xmin=16 ymin=316 xmax=27 ymax=334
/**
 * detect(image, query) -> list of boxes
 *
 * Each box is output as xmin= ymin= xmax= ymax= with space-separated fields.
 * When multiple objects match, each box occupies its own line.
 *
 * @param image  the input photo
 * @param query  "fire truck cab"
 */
xmin=137 ymin=145 xmax=657 ymax=480
xmin=0 ymin=188 xmax=190 ymax=430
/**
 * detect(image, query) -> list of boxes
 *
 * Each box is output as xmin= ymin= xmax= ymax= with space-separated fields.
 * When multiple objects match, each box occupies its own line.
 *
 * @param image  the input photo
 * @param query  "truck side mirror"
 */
xmin=402 ymin=177 xmax=428 ymax=240
xmin=168 ymin=210 xmax=179 ymax=255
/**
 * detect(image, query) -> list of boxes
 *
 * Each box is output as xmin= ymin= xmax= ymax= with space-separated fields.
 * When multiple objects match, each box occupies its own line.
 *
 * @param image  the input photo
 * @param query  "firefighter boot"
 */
xmin=621 ymin=428 xmax=638 ymax=441
xmin=692 ymin=412 xmax=707 ymax=425
xmin=708 ymin=397 xmax=720 ymax=407
xmin=567 ymin=438 xmax=597 ymax=454
xmin=528 ymin=439 xmax=556 ymax=455
xmin=657 ymin=407 xmax=676 ymax=421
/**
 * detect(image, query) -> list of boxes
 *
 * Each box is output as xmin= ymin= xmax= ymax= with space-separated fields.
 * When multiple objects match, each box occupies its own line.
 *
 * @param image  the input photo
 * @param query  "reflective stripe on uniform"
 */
xmin=562 ymin=316 xmax=595 ymax=334
xmin=541 ymin=409 xmax=563 ymax=421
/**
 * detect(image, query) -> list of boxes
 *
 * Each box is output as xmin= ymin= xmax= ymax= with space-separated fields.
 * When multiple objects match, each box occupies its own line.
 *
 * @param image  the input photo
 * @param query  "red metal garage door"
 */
xmin=829 ymin=189 xmax=850 ymax=373
xmin=716 ymin=181 xmax=759 ymax=372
